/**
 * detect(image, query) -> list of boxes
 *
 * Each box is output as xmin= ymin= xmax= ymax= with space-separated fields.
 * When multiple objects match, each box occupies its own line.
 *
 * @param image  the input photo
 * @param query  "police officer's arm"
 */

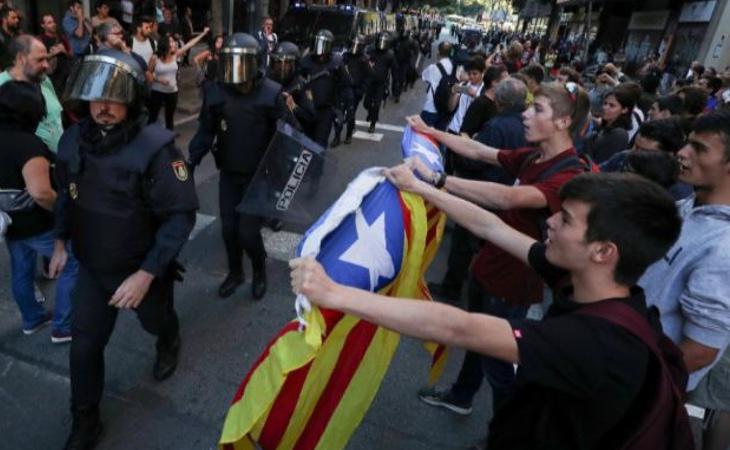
xmin=290 ymin=258 xmax=519 ymax=364
xmin=188 ymin=103 xmax=217 ymax=167
xmin=139 ymin=144 xmax=199 ymax=278
xmin=405 ymin=115 xmax=501 ymax=166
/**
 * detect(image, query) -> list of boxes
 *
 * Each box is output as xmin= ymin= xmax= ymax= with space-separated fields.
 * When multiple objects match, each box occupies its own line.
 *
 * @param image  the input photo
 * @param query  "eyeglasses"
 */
xmin=564 ymin=81 xmax=578 ymax=103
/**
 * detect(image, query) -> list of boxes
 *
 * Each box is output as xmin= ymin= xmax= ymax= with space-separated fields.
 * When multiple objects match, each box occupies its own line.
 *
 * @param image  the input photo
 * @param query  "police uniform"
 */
xmin=299 ymin=30 xmax=353 ymax=148
xmin=55 ymin=50 xmax=198 ymax=450
xmin=332 ymin=36 xmax=372 ymax=146
xmin=267 ymin=41 xmax=316 ymax=132
xmin=188 ymin=33 xmax=284 ymax=300
xmin=365 ymin=34 xmax=398 ymax=132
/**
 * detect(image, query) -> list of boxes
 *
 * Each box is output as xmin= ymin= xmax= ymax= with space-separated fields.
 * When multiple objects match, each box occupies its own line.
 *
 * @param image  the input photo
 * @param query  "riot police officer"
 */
xmin=298 ymin=29 xmax=352 ymax=148
xmin=365 ymin=31 xmax=398 ymax=134
xmin=268 ymin=41 xmax=315 ymax=132
xmin=188 ymin=33 xmax=284 ymax=300
xmin=331 ymin=34 xmax=372 ymax=147
xmin=52 ymin=49 xmax=198 ymax=449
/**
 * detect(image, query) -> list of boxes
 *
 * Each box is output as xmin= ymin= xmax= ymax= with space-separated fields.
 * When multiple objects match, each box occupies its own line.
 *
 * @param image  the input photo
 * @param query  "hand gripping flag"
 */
xmin=219 ymin=126 xmax=448 ymax=450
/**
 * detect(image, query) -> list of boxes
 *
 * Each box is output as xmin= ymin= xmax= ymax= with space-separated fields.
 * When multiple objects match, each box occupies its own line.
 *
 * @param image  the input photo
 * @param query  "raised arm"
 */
xmin=384 ymin=161 xmax=535 ymax=265
xmin=406 ymin=115 xmax=501 ymax=166
xmin=176 ymin=27 xmax=210 ymax=58
xmin=290 ymin=257 xmax=519 ymax=364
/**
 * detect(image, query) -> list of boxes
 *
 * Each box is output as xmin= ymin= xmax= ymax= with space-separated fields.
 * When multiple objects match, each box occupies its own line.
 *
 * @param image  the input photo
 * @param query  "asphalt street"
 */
xmin=0 ymin=36 xmax=495 ymax=450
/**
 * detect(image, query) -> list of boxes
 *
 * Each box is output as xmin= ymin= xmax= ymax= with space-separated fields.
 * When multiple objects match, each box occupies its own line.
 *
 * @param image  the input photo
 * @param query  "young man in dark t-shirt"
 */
xmin=290 ymin=172 xmax=685 ymax=449
xmin=405 ymin=81 xmax=591 ymax=414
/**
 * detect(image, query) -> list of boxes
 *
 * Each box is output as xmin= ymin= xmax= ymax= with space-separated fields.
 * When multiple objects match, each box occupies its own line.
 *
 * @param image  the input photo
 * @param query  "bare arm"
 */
xmin=176 ymin=27 xmax=209 ymax=58
xmin=680 ymin=338 xmax=720 ymax=373
xmin=193 ymin=49 xmax=211 ymax=67
xmin=290 ymin=257 xmax=519 ymax=363
xmin=443 ymin=177 xmax=549 ymax=210
xmin=406 ymin=115 xmax=501 ymax=166
xmin=21 ymin=157 xmax=56 ymax=211
xmin=385 ymin=162 xmax=535 ymax=265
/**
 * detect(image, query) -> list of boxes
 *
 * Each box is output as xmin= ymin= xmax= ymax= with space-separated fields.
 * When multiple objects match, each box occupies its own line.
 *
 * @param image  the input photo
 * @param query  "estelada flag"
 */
xmin=219 ymin=128 xmax=447 ymax=450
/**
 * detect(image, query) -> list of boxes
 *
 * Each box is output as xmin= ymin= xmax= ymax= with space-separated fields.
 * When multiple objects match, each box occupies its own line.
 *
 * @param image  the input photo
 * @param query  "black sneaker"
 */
xmin=368 ymin=122 xmax=376 ymax=134
xmin=218 ymin=272 xmax=244 ymax=298
xmin=417 ymin=386 xmax=473 ymax=415
xmin=63 ymin=406 xmax=103 ymax=450
xmin=153 ymin=335 xmax=181 ymax=381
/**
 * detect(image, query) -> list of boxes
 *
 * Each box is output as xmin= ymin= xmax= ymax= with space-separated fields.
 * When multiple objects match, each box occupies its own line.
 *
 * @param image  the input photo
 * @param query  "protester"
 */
xmin=290 ymin=170 xmax=687 ymax=449
xmin=148 ymin=27 xmax=209 ymax=130
xmin=62 ymin=0 xmax=92 ymax=59
xmin=0 ymin=80 xmax=78 ymax=344
xmin=586 ymin=85 xmax=634 ymax=163
xmin=0 ymin=35 xmax=64 ymax=153
xmin=420 ymin=41 xmax=453 ymax=130
xmin=406 ymin=81 xmax=590 ymax=420
xmin=0 ymin=5 xmax=20 ymax=70
xmin=38 ymin=12 xmax=72 ymax=97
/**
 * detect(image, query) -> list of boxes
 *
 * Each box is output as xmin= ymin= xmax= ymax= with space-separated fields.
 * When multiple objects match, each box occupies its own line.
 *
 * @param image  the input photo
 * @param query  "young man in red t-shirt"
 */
xmin=404 ymin=81 xmax=591 ymax=416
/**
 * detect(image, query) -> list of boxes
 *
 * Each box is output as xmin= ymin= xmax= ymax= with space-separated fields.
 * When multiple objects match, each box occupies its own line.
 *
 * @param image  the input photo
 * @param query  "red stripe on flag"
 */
xmin=258 ymin=361 xmax=312 ymax=449
xmin=292 ymin=320 xmax=380 ymax=450
xmin=426 ymin=206 xmax=439 ymax=222
xmin=432 ymin=344 xmax=445 ymax=365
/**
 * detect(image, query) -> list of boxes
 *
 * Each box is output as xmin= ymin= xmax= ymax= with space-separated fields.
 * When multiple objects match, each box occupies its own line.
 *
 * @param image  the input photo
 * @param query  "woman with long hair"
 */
xmin=587 ymin=84 xmax=634 ymax=163
xmin=148 ymin=27 xmax=209 ymax=130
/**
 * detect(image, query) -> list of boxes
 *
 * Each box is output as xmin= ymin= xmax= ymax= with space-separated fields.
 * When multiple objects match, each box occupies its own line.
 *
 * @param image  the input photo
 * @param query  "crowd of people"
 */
xmin=2 ymin=2 xmax=730 ymax=449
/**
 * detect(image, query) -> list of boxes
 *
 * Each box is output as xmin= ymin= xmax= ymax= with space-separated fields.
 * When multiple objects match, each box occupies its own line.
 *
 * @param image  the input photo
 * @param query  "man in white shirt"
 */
xmin=131 ymin=16 xmax=155 ymax=66
xmin=447 ymin=56 xmax=485 ymax=135
xmin=420 ymin=41 xmax=453 ymax=130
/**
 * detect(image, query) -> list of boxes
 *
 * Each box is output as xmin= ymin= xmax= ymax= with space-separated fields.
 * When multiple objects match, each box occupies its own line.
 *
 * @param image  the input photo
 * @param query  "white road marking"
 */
xmin=174 ymin=114 xmax=200 ymax=127
xmin=355 ymin=120 xmax=405 ymax=133
xmin=189 ymin=213 xmax=216 ymax=240
xmin=352 ymin=130 xmax=384 ymax=142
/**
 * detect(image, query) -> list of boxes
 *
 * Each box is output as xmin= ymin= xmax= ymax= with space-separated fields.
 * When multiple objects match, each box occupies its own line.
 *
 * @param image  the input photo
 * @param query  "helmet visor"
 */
xmin=351 ymin=40 xmax=364 ymax=55
xmin=313 ymin=36 xmax=332 ymax=56
xmin=270 ymin=57 xmax=295 ymax=82
xmin=63 ymin=55 xmax=141 ymax=104
xmin=220 ymin=48 xmax=258 ymax=84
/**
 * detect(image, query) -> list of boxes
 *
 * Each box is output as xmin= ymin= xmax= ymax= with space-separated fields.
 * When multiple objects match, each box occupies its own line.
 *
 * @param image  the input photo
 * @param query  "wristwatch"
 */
xmin=432 ymin=171 xmax=447 ymax=189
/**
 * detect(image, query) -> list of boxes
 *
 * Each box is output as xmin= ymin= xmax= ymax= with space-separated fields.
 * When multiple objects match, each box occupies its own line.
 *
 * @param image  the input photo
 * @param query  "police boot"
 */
xmin=153 ymin=335 xmax=181 ymax=381
xmin=344 ymin=133 xmax=352 ymax=145
xmin=218 ymin=271 xmax=244 ymax=298
xmin=252 ymin=265 xmax=267 ymax=300
xmin=368 ymin=121 xmax=376 ymax=134
xmin=330 ymin=135 xmax=341 ymax=148
xmin=63 ymin=406 xmax=103 ymax=450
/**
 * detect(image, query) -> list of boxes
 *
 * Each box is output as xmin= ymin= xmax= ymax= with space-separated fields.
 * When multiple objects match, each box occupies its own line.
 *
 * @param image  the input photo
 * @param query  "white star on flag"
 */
xmin=410 ymin=142 xmax=441 ymax=167
xmin=338 ymin=208 xmax=396 ymax=291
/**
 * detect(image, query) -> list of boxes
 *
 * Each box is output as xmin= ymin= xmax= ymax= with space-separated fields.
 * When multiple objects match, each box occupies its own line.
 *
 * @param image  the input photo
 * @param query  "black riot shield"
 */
xmin=237 ymin=120 xmax=339 ymax=232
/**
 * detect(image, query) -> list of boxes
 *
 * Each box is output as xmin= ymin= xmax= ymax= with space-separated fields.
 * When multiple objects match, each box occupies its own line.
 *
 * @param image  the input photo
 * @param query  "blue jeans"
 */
xmin=6 ymin=230 xmax=78 ymax=333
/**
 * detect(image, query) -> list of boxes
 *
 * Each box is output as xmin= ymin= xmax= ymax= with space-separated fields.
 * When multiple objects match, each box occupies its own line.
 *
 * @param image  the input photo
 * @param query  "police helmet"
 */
xmin=220 ymin=33 xmax=263 ymax=85
xmin=376 ymin=32 xmax=391 ymax=51
xmin=269 ymin=41 xmax=300 ymax=84
xmin=64 ymin=49 xmax=146 ymax=106
xmin=350 ymin=34 xmax=366 ymax=55
xmin=313 ymin=29 xmax=334 ymax=56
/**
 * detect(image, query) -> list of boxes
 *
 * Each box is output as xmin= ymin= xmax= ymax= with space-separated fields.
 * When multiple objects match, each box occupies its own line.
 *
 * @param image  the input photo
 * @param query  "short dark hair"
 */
xmin=483 ymin=64 xmax=506 ymax=90
xmin=95 ymin=0 xmax=111 ymax=9
xmin=559 ymin=173 xmax=682 ymax=285
xmin=626 ymin=150 xmax=679 ymax=189
xmin=464 ymin=55 xmax=485 ymax=73
xmin=637 ymin=118 xmax=686 ymax=153
xmin=437 ymin=41 xmax=451 ymax=58
xmin=692 ymin=110 xmax=730 ymax=161
xmin=558 ymin=67 xmax=582 ymax=85
xmin=0 ymin=80 xmax=47 ymax=131
xmin=604 ymin=84 xmax=636 ymax=130
xmin=521 ymin=64 xmax=545 ymax=84
xmin=67 ymin=0 xmax=82 ymax=9
xmin=678 ymin=86 xmax=708 ymax=116
xmin=654 ymin=94 xmax=684 ymax=116
xmin=1 ymin=5 xmax=15 ymax=20
xmin=135 ymin=15 xmax=154 ymax=29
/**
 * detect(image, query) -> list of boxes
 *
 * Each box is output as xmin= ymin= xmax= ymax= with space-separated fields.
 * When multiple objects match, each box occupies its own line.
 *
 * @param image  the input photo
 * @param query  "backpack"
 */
xmin=432 ymin=62 xmax=458 ymax=117
xmin=575 ymin=301 xmax=694 ymax=450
